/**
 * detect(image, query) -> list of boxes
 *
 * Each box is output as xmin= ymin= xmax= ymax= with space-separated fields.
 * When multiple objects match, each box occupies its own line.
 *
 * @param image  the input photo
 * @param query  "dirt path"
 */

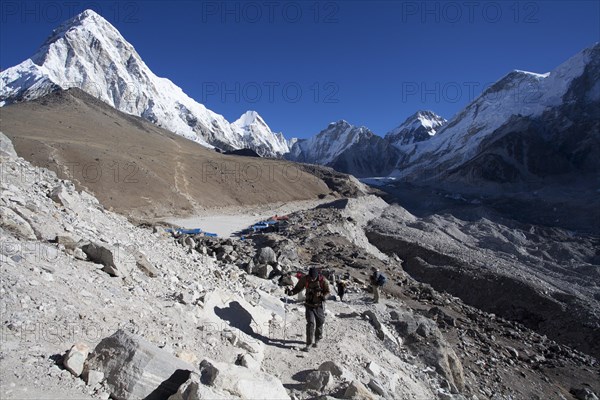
xmin=259 ymin=291 xmax=428 ymax=399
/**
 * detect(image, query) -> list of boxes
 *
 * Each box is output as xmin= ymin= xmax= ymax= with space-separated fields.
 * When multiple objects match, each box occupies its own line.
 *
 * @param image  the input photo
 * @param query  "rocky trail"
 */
xmin=1 ymin=131 xmax=599 ymax=400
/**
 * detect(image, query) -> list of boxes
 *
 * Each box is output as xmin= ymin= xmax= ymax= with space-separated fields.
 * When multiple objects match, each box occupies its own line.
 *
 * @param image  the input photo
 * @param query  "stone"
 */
xmin=245 ymin=260 xmax=255 ymax=274
xmin=318 ymin=361 xmax=344 ymax=378
xmin=199 ymin=359 xmax=219 ymax=385
xmin=167 ymin=373 xmax=231 ymax=400
xmin=570 ymin=388 xmax=599 ymax=400
xmin=254 ymin=263 xmax=273 ymax=279
xmin=367 ymin=378 xmax=386 ymax=396
xmin=366 ymin=361 xmax=381 ymax=376
xmin=55 ymin=235 xmax=79 ymax=251
xmin=0 ymin=132 xmax=18 ymax=159
xmin=0 ymin=206 xmax=36 ymax=240
xmin=255 ymin=247 xmax=277 ymax=265
xmin=134 ymin=250 xmax=159 ymax=277
xmin=48 ymin=184 xmax=78 ymax=210
xmin=423 ymin=344 xmax=465 ymax=393
xmin=237 ymin=353 xmax=261 ymax=370
xmin=201 ymin=359 xmax=289 ymax=399
xmin=176 ymin=350 xmax=198 ymax=365
xmin=86 ymin=330 xmax=195 ymax=400
xmin=304 ymin=370 xmax=334 ymax=392
xmin=343 ymin=380 xmax=375 ymax=400
xmin=507 ymin=347 xmax=519 ymax=359
xmin=64 ymin=342 xmax=90 ymax=377
xmin=73 ymin=248 xmax=88 ymax=260
xmin=81 ymin=242 xmax=135 ymax=277
xmin=184 ymin=237 xmax=196 ymax=251
xmin=83 ymin=369 xmax=104 ymax=387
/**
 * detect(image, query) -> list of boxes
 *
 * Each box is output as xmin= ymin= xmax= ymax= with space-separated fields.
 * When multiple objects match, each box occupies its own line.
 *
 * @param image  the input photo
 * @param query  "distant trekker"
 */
xmin=337 ymin=280 xmax=347 ymax=302
xmin=286 ymin=267 xmax=331 ymax=351
xmin=370 ymin=267 xmax=386 ymax=303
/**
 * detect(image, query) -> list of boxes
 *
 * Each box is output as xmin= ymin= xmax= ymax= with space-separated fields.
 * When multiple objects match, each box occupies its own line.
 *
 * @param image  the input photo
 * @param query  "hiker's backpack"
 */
xmin=306 ymin=274 xmax=325 ymax=290
xmin=376 ymin=272 xmax=387 ymax=286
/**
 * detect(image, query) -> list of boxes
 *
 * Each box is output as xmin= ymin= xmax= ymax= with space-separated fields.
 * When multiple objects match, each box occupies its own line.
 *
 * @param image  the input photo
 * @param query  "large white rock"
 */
xmin=86 ymin=330 xmax=196 ymax=400
xmin=81 ymin=242 xmax=135 ymax=277
xmin=64 ymin=342 xmax=90 ymax=377
xmin=0 ymin=132 xmax=18 ymax=159
xmin=202 ymin=358 xmax=290 ymax=400
xmin=0 ymin=206 xmax=36 ymax=240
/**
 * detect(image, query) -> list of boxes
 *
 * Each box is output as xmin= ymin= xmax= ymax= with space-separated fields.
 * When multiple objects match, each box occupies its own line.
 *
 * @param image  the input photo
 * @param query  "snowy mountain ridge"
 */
xmin=392 ymin=42 xmax=600 ymax=179
xmin=385 ymin=110 xmax=447 ymax=147
xmin=0 ymin=9 xmax=290 ymax=156
xmin=287 ymin=120 xmax=375 ymax=165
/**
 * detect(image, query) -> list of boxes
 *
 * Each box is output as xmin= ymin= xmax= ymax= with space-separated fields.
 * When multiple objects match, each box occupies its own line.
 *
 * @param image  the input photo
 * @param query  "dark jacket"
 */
xmin=289 ymin=275 xmax=331 ymax=307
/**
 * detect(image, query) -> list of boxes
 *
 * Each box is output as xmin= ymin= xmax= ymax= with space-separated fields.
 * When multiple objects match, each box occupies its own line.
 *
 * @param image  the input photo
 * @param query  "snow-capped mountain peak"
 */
xmin=286 ymin=120 xmax=374 ymax=165
xmin=231 ymin=110 xmax=290 ymax=156
xmin=385 ymin=110 xmax=447 ymax=147
xmin=0 ymin=9 xmax=289 ymax=156
xmin=393 ymin=42 xmax=600 ymax=180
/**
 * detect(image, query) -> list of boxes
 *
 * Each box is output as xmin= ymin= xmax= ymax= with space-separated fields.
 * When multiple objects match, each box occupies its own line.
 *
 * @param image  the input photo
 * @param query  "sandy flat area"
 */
xmin=163 ymin=198 xmax=332 ymax=237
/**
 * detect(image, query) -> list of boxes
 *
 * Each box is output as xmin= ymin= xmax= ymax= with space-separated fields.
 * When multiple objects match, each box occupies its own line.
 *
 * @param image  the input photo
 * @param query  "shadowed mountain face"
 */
xmin=0 ymin=88 xmax=331 ymax=219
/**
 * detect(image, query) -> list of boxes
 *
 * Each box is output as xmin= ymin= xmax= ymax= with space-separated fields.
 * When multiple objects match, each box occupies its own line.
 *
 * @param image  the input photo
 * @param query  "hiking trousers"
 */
xmin=372 ymin=284 xmax=380 ymax=303
xmin=305 ymin=304 xmax=325 ymax=345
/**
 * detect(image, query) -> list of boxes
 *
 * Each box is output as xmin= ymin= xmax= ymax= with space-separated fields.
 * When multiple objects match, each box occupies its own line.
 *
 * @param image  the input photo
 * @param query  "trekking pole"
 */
xmin=283 ymin=294 xmax=288 ymax=341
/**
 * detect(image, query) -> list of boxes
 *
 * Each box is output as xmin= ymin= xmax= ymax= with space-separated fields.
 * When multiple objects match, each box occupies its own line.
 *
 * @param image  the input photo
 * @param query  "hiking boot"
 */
xmin=312 ymin=342 xmax=318 ymax=348
xmin=301 ymin=346 xmax=310 ymax=352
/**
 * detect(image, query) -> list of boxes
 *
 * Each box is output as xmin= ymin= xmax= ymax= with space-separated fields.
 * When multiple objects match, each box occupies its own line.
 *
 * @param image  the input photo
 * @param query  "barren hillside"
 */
xmin=0 ymin=89 xmax=334 ymax=220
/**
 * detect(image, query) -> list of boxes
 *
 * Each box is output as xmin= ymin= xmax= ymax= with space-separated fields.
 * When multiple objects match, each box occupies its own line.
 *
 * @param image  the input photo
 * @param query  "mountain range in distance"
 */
xmin=1 ymin=9 xmax=598 ymax=198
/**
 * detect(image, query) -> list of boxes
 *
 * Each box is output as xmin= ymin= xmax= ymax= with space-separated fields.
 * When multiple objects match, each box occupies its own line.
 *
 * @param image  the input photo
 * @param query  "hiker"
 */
xmin=370 ymin=267 xmax=386 ymax=303
xmin=337 ymin=279 xmax=347 ymax=302
xmin=286 ymin=267 xmax=331 ymax=351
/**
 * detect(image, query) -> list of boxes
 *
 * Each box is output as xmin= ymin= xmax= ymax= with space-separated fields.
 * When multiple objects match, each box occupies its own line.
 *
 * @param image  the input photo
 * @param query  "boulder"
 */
xmin=184 ymin=237 xmax=196 ymax=251
xmin=83 ymin=369 xmax=104 ymax=387
xmin=304 ymin=370 xmax=334 ymax=391
xmin=86 ymin=330 xmax=195 ymax=400
xmin=254 ymin=263 xmax=273 ymax=279
xmin=318 ymin=361 xmax=344 ymax=378
xmin=343 ymin=380 xmax=375 ymax=400
xmin=81 ymin=242 xmax=135 ymax=277
xmin=199 ymin=359 xmax=219 ymax=385
xmin=0 ymin=132 xmax=18 ymax=159
xmin=236 ymin=353 xmax=261 ymax=370
xmin=0 ymin=206 xmax=36 ymax=240
xmin=200 ymin=359 xmax=290 ymax=399
xmin=570 ymin=388 xmax=599 ymax=400
xmin=255 ymin=247 xmax=277 ymax=265
xmin=168 ymin=372 xmax=232 ymax=400
xmin=63 ymin=342 xmax=90 ymax=377
xmin=134 ymin=250 xmax=159 ymax=277
xmin=55 ymin=235 xmax=79 ymax=251
xmin=48 ymin=184 xmax=78 ymax=210
xmin=367 ymin=378 xmax=386 ymax=397
xmin=366 ymin=361 xmax=382 ymax=376
xmin=393 ymin=312 xmax=464 ymax=392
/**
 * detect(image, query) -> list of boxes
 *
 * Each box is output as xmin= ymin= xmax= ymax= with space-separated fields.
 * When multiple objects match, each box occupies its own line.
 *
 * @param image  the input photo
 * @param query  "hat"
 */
xmin=308 ymin=267 xmax=318 ymax=279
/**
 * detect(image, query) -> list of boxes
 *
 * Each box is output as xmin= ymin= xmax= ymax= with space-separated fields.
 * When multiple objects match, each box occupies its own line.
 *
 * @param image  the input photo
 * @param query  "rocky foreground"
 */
xmin=1 ymin=131 xmax=599 ymax=400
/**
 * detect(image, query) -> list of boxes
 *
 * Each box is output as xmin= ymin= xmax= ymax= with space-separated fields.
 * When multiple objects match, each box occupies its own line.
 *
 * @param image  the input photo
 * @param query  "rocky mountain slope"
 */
xmin=2 ymin=132 xmax=599 ymax=400
xmin=0 ymin=9 xmax=289 ymax=156
xmin=365 ymin=205 xmax=600 ymax=359
xmin=0 ymin=88 xmax=335 ymax=219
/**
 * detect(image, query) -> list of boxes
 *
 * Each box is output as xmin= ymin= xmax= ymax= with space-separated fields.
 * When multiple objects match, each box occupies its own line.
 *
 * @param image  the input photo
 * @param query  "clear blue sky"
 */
xmin=1 ymin=1 xmax=599 ymax=139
